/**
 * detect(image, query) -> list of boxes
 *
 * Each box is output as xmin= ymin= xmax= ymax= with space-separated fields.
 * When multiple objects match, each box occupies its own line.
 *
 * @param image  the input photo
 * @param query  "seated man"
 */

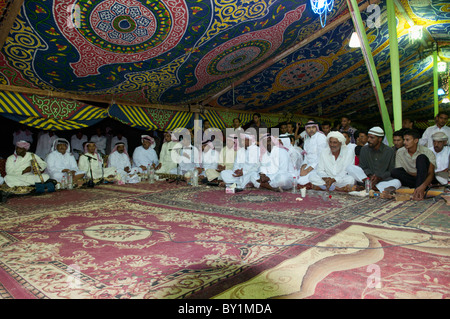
xmin=220 ymin=133 xmax=260 ymax=189
xmin=132 ymin=135 xmax=159 ymax=174
xmin=279 ymin=134 xmax=303 ymax=173
xmin=309 ymin=131 xmax=356 ymax=191
xmin=391 ymin=129 xmax=436 ymax=201
xmin=255 ymin=134 xmax=293 ymax=192
xmin=108 ymin=142 xmax=139 ymax=183
xmin=347 ymin=127 xmax=401 ymax=193
xmin=78 ymin=141 xmax=117 ymax=181
xmin=392 ymin=130 xmax=404 ymax=155
xmin=206 ymin=135 xmax=237 ymax=182
xmin=197 ymin=139 xmax=219 ymax=181
xmin=155 ymin=131 xmax=178 ymax=174
xmin=45 ymin=138 xmax=85 ymax=186
xmin=298 ymin=121 xmax=327 ymax=186
xmin=169 ymin=132 xmax=201 ymax=176
xmin=429 ymin=132 xmax=449 ymax=185
xmin=4 ymin=140 xmax=50 ymax=187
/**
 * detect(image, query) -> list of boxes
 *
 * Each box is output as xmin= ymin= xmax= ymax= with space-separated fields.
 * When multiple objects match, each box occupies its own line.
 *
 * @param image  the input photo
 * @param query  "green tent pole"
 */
xmin=387 ymin=0 xmax=402 ymax=132
xmin=433 ymin=48 xmax=439 ymax=116
xmin=346 ymin=0 xmax=393 ymax=145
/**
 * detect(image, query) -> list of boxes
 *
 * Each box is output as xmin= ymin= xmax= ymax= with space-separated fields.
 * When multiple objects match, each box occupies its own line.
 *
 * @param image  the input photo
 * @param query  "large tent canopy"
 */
xmin=0 ymin=0 xmax=449 ymax=134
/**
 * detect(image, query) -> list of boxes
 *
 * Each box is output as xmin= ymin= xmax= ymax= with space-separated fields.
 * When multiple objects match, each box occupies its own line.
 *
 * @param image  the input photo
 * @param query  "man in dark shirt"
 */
xmin=347 ymin=126 xmax=401 ymax=192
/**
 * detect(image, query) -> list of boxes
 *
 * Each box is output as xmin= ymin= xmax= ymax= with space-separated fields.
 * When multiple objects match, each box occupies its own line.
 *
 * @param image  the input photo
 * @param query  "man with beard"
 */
xmin=429 ymin=132 xmax=449 ymax=185
xmin=108 ymin=142 xmax=139 ymax=183
xmin=347 ymin=127 xmax=401 ymax=193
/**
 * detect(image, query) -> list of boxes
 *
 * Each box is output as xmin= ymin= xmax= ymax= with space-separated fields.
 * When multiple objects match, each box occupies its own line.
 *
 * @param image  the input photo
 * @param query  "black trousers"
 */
xmin=391 ymin=154 xmax=432 ymax=188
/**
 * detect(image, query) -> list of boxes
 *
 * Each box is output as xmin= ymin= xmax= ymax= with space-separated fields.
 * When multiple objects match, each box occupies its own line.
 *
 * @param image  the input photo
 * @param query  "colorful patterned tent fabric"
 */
xmin=0 ymin=91 xmax=107 ymax=130
xmin=108 ymin=103 xmax=194 ymax=131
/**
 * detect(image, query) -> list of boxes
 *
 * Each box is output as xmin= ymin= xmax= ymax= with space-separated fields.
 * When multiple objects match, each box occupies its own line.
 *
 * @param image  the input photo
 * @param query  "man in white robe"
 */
xmin=4 ymin=141 xmax=50 ymax=187
xmin=429 ymin=131 xmax=449 ymax=185
xmin=155 ymin=132 xmax=178 ymax=174
xmin=205 ymin=136 xmax=237 ymax=182
xmin=169 ymin=133 xmax=201 ymax=176
xmin=309 ymin=131 xmax=356 ymax=191
xmin=220 ymin=133 xmax=260 ymax=189
xmin=35 ymin=131 xmax=58 ymax=160
xmin=279 ymin=134 xmax=303 ymax=177
xmin=108 ymin=142 xmax=139 ymax=183
xmin=45 ymin=138 xmax=85 ymax=186
xmin=298 ymin=121 xmax=327 ymax=186
xmin=110 ymin=131 xmax=128 ymax=153
xmin=132 ymin=135 xmax=159 ymax=174
xmin=78 ymin=141 xmax=117 ymax=181
xmin=197 ymin=140 xmax=220 ymax=181
xmin=70 ymin=130 xmax=88 ymax=160
xmin=255 ymin=134 xmax=293 ymax=191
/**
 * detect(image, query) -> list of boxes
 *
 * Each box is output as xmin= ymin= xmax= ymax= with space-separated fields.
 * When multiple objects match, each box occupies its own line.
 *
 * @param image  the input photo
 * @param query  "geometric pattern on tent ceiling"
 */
xmin=0 ymin=0 xmax=448 ymax=127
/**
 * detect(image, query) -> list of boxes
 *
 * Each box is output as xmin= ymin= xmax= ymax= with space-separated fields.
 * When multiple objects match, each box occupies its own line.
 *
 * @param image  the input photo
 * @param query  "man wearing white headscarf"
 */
xmin=45 ymin=138 xmax=85 ymax=185
xmin=79 ymin=141 xmax=118 ymax=181
xmin=132 ymin=135 xmax=159 ymax=174
xmin=298 ymin=121 xmax=327 ymax=186
xmin=429 ymin=131 xmax=449 ymax=185
xmin=108 ymin=142 xmax=139 ymax=183
xmin=169 ymin=131 xmax=201 ymax=176
xmin=155 ymin=131 xmax=178 ymax=174
xmin=309 ymin=131 xmax=356 ymax=191
xmin=255 ymin=134 xmax=293 ymax=191
xmin=205 ymin=135 xmax=238 ymax=182
xmin=220 ymin=132 xmax=260 ymax=189
xmin=197 ymin=139 xmax=220 ymax=180
xmin=279 ymin=134 xmax=303 ymax=177
xmin=4 ymin=141 xmax=50 ymax=187
xmin=347 ymin=127 xmax=401 ymax=192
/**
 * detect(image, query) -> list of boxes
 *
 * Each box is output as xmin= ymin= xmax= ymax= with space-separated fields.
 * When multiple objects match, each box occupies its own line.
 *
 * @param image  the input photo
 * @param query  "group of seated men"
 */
xmin=1 ymin=112 xmax=448 ymax=202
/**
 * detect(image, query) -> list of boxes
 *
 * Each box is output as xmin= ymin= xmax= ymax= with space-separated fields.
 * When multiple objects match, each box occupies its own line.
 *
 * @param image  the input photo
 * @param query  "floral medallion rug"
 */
xmin=0 ymin=181 xmax=449 ymax=299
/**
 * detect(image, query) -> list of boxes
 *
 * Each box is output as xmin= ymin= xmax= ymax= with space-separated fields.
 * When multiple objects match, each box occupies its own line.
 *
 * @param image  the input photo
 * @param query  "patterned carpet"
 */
xmin=0 ymin=181 xmax=449 ymax=299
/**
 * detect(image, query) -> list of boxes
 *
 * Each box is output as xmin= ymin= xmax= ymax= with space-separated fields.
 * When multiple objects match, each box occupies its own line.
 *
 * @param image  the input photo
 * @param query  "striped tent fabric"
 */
xmin=108 ymin=103 xmax=193 ymax=131
xmin=0 ymin=91 xmax=108 ymax=130
xmin=200 ymin=110 xmax=227 ymax=130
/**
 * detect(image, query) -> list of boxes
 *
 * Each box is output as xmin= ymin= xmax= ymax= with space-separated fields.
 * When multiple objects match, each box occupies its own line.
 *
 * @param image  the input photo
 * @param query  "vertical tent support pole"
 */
xmin=387 ymin=0 xmax=402 ymax=132
xmin=433 ymin=46 xmax=439 ymax=116
xmin=347 ymin=0 xmax=393 ymax=145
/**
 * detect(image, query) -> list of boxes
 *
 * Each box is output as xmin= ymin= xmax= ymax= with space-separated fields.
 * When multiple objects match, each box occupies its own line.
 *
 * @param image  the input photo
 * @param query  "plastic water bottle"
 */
xmin=365 ymin=178 xmax=371 ymax=194
xmin=67 ymin=172 xmax=73 ymax=190
xmin=148 ymin=166 xmax=155 ymax=184
xmin=292 ymin=176 xmax=297 ymax=194
xmin=192 ymin=169 xmax=199 ymax=187
xmin=61 ymin=175 xmax=67 ymax=189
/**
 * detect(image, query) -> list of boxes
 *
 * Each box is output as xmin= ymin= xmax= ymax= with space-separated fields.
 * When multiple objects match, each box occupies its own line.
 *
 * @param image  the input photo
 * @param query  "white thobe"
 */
xmin=430 ymin=146 xmax=450 ymax=185
xmin=220 ymin=144 xmax=260 ymax=189
xmin=90 ymin=135 xmax=107 ymax=155
xmin=78 ymin=153 xmax=116 ymax=180
xmin=4 ymin=152 xmax=49 ymax=187
xmin=108 ymin=151 xmax=138 ymax=182
xmin=70 ymin=134 xmax=88 ymax=160
xmin=420 ymin=125 xmax=450 ymax=148
xmin=169 ymin=144 xmax=200 ymax=175
xmin=298 ymin=132 xmax=327 ymax=185
xmin=45 ymin=150 xmax=84 ymax=183
xmin=156 ymin=141 xmax=178 ymax=174
xmin=35 ymin=133 xmax=58 ymax=160
xmin=309 ymin=145 xmax=356 ymax=188
xmin=132 ymin=146 xmax=159 ymax=172
xmin=45 ymin=150 xmax=85 ymax=183
xmin=256 ymin=146 xmax=293 ymax=190
xmin=205 ymin=147 xmax=236 ymax=181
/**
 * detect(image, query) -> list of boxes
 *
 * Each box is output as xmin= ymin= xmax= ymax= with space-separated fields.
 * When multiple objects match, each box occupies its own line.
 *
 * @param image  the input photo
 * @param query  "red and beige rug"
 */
xmin=0 ymin=181 xmax=449 ymax=299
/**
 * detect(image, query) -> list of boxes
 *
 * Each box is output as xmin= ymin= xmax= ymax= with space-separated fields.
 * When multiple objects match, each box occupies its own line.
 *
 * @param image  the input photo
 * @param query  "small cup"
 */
xmin=300 ymin=188 xmax=306 ymax=197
